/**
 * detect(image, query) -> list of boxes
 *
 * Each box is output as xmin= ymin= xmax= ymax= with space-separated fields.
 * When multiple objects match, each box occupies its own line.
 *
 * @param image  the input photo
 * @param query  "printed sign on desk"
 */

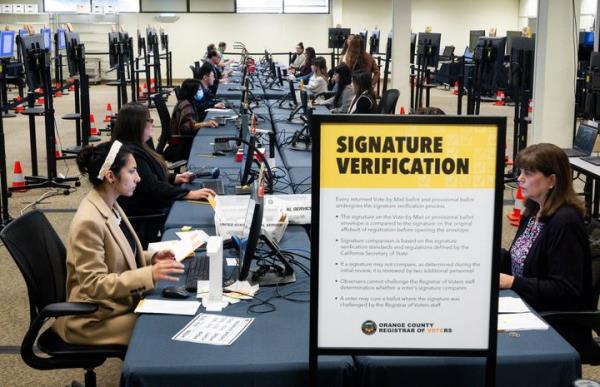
xmin=309 ymin=115 xmax=506 ymax=386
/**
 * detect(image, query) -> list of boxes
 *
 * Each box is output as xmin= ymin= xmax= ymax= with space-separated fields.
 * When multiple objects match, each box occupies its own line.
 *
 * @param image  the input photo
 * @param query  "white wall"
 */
xmin=119 ymin=13 xmax=332 ymax=79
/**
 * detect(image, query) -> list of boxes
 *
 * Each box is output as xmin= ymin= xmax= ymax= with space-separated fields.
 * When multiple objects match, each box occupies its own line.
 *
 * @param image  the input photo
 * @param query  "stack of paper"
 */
xmin=196 ymin=280 xmax=259 ymax=305
xmin=135 ymin=299 xmax=200 ymax=316
xmin=497 ymin=296 xmax=548 ymax=331
xmin=147 ymin=230 xmax=209 ymax=262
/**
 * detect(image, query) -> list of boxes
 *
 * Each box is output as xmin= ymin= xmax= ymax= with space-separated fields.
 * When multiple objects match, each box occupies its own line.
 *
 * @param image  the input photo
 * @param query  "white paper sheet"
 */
xmin=498 ymin=297 xmax=530 ymax=313
xmin=134 ymin=299 xmax=200 ymax=316
xmin=497 ymin=312 xmax=549 ymax=331
xmin=172 ymin=313 xmax=254 ymax=345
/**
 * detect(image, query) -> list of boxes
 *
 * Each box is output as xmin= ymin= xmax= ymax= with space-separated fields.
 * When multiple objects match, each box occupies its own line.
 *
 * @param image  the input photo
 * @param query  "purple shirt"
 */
xmin=510 ymin=217 xmax=545 ymax=277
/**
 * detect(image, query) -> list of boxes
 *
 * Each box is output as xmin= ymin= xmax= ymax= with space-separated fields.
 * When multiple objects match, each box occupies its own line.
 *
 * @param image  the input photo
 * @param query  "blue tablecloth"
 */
xmin=120 ymin=227 xmax=355 ymax=387
xmin=288 ymin=167 xmax=312 ymax=194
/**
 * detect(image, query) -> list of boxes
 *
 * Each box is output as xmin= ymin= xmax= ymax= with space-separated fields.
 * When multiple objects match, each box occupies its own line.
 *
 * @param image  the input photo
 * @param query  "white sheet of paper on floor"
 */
xmin=172 ymin=313 xmax=254 ymax=345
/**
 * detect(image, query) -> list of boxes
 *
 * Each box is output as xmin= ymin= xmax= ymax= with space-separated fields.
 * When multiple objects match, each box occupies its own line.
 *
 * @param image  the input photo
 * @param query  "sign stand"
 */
xmin=309 ymin=115 xmax=506 ymax=386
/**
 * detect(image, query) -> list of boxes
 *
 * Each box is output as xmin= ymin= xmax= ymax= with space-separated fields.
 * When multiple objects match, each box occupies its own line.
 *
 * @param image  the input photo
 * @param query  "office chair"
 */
xmin=126 ymin=211 xmax=168 ymax=249
xmin=540 ymin=245 xmax=600 ymax=365
xmin=151 ymin=93 xmax=191 ymax=168
xmin=0 ymin=210 xmax=126 ymax=387
xmin=378 ymin=89 xmax=400 ymax=114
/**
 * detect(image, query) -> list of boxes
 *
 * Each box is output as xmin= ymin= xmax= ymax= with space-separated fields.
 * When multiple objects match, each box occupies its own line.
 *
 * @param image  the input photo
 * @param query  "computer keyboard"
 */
xmin=185 ymin=256 xmax=210 ymax=291
xmin=581 ymin=156 xmax=600 ymax=166
xmin=201 ymin=179 xmax=225 ymax=195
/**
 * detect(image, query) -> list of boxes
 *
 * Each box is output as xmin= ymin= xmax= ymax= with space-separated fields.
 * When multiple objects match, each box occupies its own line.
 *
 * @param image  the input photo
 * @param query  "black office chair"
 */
xmin=0 ymin=210 xmax=126 ymax=387
xmin=152 ymin=93 xmax=191 ymax=168
xmin=378 ymin=89 xmax=400 ymax=114
xmin=540 ymin=241 xmax=600 ymax=364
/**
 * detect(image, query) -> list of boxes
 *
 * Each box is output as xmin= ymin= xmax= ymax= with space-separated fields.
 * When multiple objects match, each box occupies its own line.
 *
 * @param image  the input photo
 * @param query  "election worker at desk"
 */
xmin=52 ymin=141 xmax=184 ymax=345
xmin=499 ymin=143 xmax=594 ymax=350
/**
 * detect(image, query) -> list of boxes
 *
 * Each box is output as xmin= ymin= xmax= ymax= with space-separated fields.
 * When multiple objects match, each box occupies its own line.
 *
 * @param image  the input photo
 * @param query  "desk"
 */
xmin=569 ymin=157 xmax=600 ymax=217
xmin=287 ymin=167 xmax=312 ymax=194
xmin=353 ymin=291 xmax=580 ymax=387
xmin=120 ymin=227 xmax=355 ymax=387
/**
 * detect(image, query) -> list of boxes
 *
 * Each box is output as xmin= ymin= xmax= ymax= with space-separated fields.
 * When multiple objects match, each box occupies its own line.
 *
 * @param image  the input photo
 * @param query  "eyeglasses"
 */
xmin=146 ymin=118 xmax=154 ymax=124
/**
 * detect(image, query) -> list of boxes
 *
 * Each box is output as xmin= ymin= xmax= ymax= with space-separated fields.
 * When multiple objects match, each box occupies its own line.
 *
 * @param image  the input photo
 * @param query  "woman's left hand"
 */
xmin=175 ymin=172 xmax=195 ymax=184
xmin=499 ymin=273 xmax=514 ymax=289
xmin=152 ymin=250 xmax=176 ymax=264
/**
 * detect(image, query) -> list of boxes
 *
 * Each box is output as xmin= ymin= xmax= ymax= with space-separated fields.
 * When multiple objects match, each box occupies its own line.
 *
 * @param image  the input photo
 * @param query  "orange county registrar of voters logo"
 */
xmin=361 ymin=320 xmax=377 ymax=335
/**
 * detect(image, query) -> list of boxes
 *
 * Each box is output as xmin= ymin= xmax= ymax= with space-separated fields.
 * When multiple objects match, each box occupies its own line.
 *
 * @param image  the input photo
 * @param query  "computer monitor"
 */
xmin=64 ymin=32 xmax=80 ymax=76
xmin=509 ymin=36 xmax=535 ymax=92
xmin=240 ymin=134 xmax=256 ymax=187
xmin=328 ymin=27 xmax=350 ymax=49
xmin=137 ymin=30 xmax=143 ymax=57
xmin=57 ymin=28 xmax=66 ymax=50
xmin=108 ymin=32 xmax=119 ymax=69
xmin=119 ymin=31 xmax=130 ymax=63
xmin=18 ymin=29 xmax=28 ymax=38
xmin=475 ymin=37 xmax=506 ymax=93
xmin=469 ymin=30 xmax=485 ymax=52
xmin=276 ymin=66 xmax=283 ymax=86
xmin=505 ymin=30 xmax=522 ymax=58
xmin=300 ymin=89 xmax=309 ymax=116
xmin=237 ymin=196 xmax=295 ymax=286
xmin=0 ymin=31 xmax=15 ymax=59
xmin=20 ymin=34 xmax=47 ymax=90
xmin=410 ymin=32 xmax=416 ymax=64
xmin=40 ymin=28 xmax=51 ymax=52
xmin=579 ymin=31 xmax=594 ymax=62
xmin=369 ymin=29 xmax=380 ymax=55
xmin=288 ymin=79 xmax=298 ymax=105
xmin=146 ymin=27 xmax=157 ymax=52
xmin=160 ymin=31 xmax=167 ymax=51
xmin=417 ymin=32 xmax=441 ymax=68
xmin=358 ymin=29 xmax=368 ymax=51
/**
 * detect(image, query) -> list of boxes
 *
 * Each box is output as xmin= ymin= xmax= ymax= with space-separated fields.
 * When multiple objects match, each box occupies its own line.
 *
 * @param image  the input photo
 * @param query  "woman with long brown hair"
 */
xmin=500 ymin=143 xmax=594 ymax=352
xmin=112 ymin=103 xmax=215 ymax=244
xmin=341 ymin=34 xmax=380 ymax=91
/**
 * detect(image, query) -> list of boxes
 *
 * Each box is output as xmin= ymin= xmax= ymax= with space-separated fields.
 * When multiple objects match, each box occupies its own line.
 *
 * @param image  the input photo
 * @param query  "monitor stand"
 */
xmin=249 ymin=234 xmax=296 ymax=286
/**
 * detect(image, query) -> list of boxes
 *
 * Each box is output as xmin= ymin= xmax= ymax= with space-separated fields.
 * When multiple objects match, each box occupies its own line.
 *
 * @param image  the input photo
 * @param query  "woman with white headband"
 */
xmin=53 ymin=141 xmax=184 ymax=346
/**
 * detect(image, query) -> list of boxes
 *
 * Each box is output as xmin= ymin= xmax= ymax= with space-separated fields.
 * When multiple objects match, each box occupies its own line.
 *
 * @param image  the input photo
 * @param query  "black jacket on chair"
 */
xmin=118 ymin=142 xmax=190 ymax=216
xmin=501 ymin=204 xmax=594 ymax=350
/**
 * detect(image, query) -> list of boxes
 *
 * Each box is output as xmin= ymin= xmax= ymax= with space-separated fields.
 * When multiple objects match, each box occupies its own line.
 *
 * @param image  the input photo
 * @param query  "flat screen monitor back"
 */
xmin=417 ymin=32 xmax=441 ymax=68
xmin=505 ymin=30 xmax=522 ymax=57
xmin=476 ymin=37 xmax=506 ymax=92
xmin=57 ymin=29 xmax=66 ymax=50
xmin=579 ymin=31 xmax=594 ymax=62
xmin=238 ymin=199 xmax=263 ymax=281
xmin=510 ymin=36 xmax=535 ymax=92
xmin=369 ymin=29 xmax=380 ymax=54
xmin=108 ymin=32 xmax=119 ymax=69
xmin=20 ymin=34 xmax=47 ymax=90
xmin=0 ymin=31 xmax=15 ymax=58
xmin=469 ymin=30 xmax=485 ymax=52
xmin=64 ymin=32 xmax=80 ymax=76
xmin=328 ymin=27 xmax=350 ymax=49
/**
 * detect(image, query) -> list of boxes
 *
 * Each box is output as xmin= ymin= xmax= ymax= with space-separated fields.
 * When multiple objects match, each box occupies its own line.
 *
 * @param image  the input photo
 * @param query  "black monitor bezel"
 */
xmin=238 ymin=198 xmax=264 ymax=281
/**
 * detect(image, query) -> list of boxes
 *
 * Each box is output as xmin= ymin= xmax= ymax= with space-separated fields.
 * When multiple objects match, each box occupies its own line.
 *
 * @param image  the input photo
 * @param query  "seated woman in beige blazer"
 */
xmin=53 ymin=141 xmax=184 ymax=346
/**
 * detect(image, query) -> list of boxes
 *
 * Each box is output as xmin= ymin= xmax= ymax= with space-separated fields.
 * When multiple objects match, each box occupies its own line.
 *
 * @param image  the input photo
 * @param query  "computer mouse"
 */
xmin=162 ymin=286 xmax=190 ymax=299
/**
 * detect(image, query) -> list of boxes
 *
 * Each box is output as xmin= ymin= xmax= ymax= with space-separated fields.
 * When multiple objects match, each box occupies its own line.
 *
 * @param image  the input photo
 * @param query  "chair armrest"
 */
xmin=128 ymin=213 xmax=167 ymax=222
xmin=168 ymin=160 xmax=187 ymax=172
xmin=540 ymin=310 xmax=600 ymax=330
xmin=41 ymin=302 xmax=98 ymax=318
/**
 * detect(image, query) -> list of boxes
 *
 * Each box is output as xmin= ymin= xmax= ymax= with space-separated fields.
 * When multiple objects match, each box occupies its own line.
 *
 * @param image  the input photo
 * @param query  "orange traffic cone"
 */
xmin=11 ymin=161 xmax=27 ymax=192
xmin=103 ymin=103 xmax=113 ymax=123
xmin=507 ymin=186 xmax=525 ymax=226
xmin=142 ymin=82 xmax=148 ymax=97
xmin=36 ymin=96 xmax=45 ymax=105
xmin=15 ymin=105 xmax=24 ymax=114
xmin=150 ymin=79 xmax=156 ymax=93
xmin=54 ymin=82 xmax=62 ymax=98
xmin=452 ymin=81 xmax=459 ymax=95
xmin=69 ymin=84 xmax=75 ymax=92
xmin=90 ymin=114 xmax=99 ymax=136
xmin=528 ymin=99 xmax=533 ymax=113
xmin=15 ymin=95 xmax=21 ymax=103
xmin=54 ymin=138 xmax=62 ymax=158
xmin=494 ymin=89 xmax=505 ymax=106
xmin=400 ymin=107 xmax=406 ymax=115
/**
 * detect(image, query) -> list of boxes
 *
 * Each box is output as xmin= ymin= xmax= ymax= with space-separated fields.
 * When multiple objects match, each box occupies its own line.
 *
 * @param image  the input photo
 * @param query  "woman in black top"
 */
xmin=500 ymin=143 xmax=594 ymax=352
xmin=113 ymin=103 xmax=215 ymax=243
xmin=348 ymin=70 xmax=376 ymax=114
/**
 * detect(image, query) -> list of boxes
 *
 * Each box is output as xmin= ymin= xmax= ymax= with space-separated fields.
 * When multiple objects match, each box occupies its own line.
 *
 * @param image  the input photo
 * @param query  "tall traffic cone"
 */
xmin=452 ymin=81 xmax=459 ymax=95
xmin=400 ymin=107 xmax=406 ymax=115
xmin=90 ymin=114 xmax=99 ymax=136
xmin=54 ymin=82 xmax=62 ymax=98
xmin=528 ymin=99 xmax=533 ymax=113
xmin=69 ymin=84 xmax=75 ymax=92
xmin=11 ymin=161 xmax=27 ymax=192
xmin=494 ymin=89 xmax=505 ymax=106
xmin=15 ymin=104 xmax=24 ymax=114
xmin=103 ymin=103 xmax=113 ymax=123
xmin=36 ymin=95 xmax=45 ymax=105
xmin=507 ymin=186 xmax=525 ymax=226
xmin=142 ymin=82 xmax=148 ymax=97
xmin=150 ymin=79 xmax=156 ymax=93
xmin=15 ymin=95 xmax=21 ymax=103
xmin=54 ymin=138 xmax=62 ymax=158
